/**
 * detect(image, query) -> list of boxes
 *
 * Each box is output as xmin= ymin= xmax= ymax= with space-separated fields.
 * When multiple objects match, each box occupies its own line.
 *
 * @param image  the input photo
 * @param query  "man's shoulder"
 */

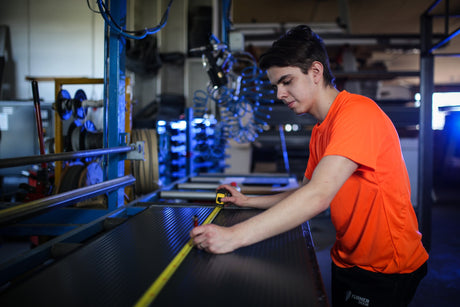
xmin=338 ymin=90 xmax=375 ymax=105
xmin=336 ymin=91 xmax=380 ymax=115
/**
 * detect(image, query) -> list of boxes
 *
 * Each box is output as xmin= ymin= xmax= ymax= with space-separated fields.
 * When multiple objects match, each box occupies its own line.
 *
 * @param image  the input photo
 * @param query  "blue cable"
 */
xmin=192 ymin=40 xmax=275 ymax=144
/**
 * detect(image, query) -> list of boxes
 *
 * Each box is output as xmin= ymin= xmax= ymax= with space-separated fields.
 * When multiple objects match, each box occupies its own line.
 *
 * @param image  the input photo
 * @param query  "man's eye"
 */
xmin=282 ymin=80 xmax=291 ymax=86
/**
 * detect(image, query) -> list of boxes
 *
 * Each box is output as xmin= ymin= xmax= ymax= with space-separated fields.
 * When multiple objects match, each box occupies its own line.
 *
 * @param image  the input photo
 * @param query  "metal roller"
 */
xmin=0 ymin=175 xmax=135 ymax=226
xmin=159 ymin=190 xmax=216 ymax=201
xmin=176 ymin=182 xmax=219 ymax=190
xmin=0 ymin=146 xmax=135 ymax=169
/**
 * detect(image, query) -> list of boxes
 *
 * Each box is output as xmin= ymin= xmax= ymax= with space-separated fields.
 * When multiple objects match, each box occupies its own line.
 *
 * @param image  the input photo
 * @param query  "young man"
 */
xmin=190 ymin=25 xmax=428 ymax=306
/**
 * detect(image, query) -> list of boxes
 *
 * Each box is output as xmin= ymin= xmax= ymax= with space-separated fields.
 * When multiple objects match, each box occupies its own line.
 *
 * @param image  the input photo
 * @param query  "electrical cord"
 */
xmin=88 ymin=0 xmax=174 ymax=40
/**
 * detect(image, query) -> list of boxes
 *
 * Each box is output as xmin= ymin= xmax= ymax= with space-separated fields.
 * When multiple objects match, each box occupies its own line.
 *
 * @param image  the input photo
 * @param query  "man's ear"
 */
xmin=310 ymin=61 xmax=324 ymax=84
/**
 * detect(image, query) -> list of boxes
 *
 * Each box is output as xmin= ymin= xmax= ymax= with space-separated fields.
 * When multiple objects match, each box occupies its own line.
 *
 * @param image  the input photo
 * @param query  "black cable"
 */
xmin=92 ymin=0 xmax=174 ymax=40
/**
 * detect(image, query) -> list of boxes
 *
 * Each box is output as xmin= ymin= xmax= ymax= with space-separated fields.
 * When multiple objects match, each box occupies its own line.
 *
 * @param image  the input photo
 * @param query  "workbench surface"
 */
xmin=0 ymin=205 xmax=328 ymax=306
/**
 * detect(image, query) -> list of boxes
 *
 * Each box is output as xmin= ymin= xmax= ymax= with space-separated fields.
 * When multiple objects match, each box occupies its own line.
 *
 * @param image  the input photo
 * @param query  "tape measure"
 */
xmin=215 ymin=188 xmax=231 ymax=205
xmin=134 ymin=205 xmax=222 ymax=307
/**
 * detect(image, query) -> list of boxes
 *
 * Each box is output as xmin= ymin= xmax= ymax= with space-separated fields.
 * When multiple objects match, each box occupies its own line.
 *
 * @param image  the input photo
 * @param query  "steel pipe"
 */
xmin=0 ymin=146 xmax=135 ymax=169
xmin=0 ymin=175 xmax=136 ymax=225
xmin=176 ymin=183 xmax=220 ymax=190
xmin=159 ymin=190 xmax=216 ymax=201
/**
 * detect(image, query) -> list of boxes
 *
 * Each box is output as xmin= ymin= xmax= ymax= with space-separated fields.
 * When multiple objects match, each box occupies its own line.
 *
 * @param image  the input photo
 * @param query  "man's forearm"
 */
xmin=244 ymin=188 xmax=298 ymax=209
xmin=231 ymin=185 xmax=330 ymax=249
xmin=229 ymin=156 xmax=357 ymax=251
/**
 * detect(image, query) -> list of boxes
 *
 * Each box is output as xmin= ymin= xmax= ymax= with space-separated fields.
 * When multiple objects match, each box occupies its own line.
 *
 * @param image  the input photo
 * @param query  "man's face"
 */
xmin=266 ymin=66 xmax=317 ymax=115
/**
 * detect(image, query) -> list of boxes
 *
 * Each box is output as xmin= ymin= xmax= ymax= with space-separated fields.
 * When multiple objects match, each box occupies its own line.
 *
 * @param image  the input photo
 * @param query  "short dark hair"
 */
xmin=259 ymin=25 xmax=335 ymax=87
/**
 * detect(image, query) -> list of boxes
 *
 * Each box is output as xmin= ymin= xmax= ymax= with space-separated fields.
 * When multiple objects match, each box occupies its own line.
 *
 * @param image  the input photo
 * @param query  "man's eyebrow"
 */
xmin=276 ymin=74 xmax=290 ymax=85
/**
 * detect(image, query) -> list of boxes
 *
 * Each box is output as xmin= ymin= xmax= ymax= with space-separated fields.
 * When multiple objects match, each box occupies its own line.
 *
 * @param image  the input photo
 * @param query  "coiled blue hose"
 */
xmin=192 ymin=47 xmax=275 ymax=147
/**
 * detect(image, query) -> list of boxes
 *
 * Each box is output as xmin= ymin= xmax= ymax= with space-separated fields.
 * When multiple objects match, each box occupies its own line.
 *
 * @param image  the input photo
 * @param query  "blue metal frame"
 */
xmin=0 ymin=0 xmax=133 ymax=284
xmin=221 ymin=0 xmax=232 ymax=45
xmin=104 ymin=0 xmax=127 ymax=210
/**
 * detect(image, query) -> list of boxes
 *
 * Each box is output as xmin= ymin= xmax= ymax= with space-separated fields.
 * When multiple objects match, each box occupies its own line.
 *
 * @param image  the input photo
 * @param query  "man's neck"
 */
xmin=314 ymin=86 xmax=339 ymax=123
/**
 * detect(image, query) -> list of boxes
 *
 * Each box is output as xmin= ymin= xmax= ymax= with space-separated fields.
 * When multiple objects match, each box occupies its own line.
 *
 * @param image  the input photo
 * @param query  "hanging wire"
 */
xmin=89 ymin=0 xmax=174 ymax=40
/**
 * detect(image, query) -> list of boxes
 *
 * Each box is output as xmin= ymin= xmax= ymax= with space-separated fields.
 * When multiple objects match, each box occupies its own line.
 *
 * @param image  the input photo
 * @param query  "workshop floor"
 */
xmin=309 ymin=187 xmax=460 ymax=307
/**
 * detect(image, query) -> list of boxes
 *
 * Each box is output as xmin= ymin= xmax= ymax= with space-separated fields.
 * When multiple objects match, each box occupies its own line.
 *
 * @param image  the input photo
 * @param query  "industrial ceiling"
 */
xmin=231 ymin=0 xmax=460 ymax=86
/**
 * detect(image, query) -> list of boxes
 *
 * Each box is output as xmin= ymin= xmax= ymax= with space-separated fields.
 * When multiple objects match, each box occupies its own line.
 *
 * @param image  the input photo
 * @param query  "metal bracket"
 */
xmin=119 ymin=132 xmax=129 ymax=146
xmin=127 ymin=141 xmax=145 ymax=161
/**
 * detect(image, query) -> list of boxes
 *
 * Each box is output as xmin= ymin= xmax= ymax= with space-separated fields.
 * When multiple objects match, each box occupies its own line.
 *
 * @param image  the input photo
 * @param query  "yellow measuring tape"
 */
xmin=134 ymin=205 xmax=222 ymax=307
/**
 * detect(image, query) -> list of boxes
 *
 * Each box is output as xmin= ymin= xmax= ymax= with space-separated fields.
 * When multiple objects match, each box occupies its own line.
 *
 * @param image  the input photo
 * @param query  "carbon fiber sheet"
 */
xmin=0 ymin=206 xmax=328 ymax=306
xmin=156 ymin=209 xmax=328 ymax=306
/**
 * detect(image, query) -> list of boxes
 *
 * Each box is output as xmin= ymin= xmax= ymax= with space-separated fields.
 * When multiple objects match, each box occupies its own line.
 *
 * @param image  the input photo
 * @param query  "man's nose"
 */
xmin=276 ymin=87 xmax=286 ymax=100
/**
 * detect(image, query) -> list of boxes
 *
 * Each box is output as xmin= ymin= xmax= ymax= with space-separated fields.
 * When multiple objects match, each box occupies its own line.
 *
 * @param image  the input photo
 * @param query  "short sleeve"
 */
xmin=324 ymin=99 xmax=384 ymax=170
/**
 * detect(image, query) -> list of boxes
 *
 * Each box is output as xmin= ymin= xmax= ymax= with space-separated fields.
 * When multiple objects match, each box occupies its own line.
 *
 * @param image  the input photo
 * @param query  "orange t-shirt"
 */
xmin=305 ymin=90 xmax=428 ymax=274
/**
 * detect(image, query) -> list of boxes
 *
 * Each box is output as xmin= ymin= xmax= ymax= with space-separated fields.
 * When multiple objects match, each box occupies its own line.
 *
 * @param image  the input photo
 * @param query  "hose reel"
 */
xmin=55 ymin=89 xmax=104 ymax=152
xmin=56 ymin=161 xmax=106 ymax=208
xmin=55 ymin=89 xmax=104 ymax=129
xmin=56 ymin=89 xmax=89 ymax=121
xmin=65 ymin=122 xmax=103 ymax=152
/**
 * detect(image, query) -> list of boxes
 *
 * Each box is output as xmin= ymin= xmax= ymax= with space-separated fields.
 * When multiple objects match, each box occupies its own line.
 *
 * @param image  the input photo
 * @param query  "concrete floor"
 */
xmin=309 ymin=192 xmax=460 ymax=307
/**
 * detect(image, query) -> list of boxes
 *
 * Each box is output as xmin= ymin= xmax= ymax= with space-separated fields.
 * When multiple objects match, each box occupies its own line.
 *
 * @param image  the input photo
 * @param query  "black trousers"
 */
xmin=331 ymin=261 xmax=427 ymax=307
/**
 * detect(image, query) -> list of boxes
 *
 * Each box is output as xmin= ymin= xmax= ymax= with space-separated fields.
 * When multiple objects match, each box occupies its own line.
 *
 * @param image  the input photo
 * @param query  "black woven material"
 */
xmin=0 ymin=206 xmax=328 ymax=306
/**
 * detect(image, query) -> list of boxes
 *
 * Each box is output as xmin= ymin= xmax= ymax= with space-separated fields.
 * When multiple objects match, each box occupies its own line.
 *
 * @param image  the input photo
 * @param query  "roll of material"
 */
xmin=131 ymin=129 xmax=160 ymax=195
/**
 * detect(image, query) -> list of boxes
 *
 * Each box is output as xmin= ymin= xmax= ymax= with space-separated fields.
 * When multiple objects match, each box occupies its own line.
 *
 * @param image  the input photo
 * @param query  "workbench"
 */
xmin=0 ymin=205 xmax=329 ymax=306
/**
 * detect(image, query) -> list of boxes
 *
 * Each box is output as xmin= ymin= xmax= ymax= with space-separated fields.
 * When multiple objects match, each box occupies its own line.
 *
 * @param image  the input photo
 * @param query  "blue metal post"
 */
xmin=186 ymin=107 xmax=193 ymax=176
xmin=104 ymin=0 xmax=126 ymax=209
xmin=221 ymin=0 xmax=232 ymax=45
